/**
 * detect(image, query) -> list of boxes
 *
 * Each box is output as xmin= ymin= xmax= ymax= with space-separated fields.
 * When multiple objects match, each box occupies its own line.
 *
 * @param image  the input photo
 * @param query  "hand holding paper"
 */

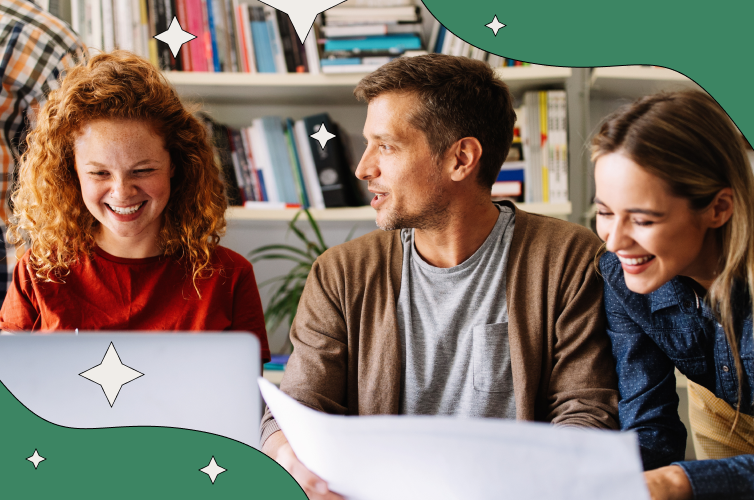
xmin=258 ymin=378 xmax=650 ymax=500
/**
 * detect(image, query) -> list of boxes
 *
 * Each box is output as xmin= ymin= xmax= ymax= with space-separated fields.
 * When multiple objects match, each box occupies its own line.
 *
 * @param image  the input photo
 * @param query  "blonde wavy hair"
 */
xmin=8 ymin=50 xmax=227 ymax=295
xmin=592 ymin=90 xmax=754 ymax=428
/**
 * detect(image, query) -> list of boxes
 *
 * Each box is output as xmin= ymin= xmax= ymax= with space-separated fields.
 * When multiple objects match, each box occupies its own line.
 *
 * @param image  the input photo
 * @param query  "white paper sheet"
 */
xmin=259 ymin=378 xmax=650 ymax=500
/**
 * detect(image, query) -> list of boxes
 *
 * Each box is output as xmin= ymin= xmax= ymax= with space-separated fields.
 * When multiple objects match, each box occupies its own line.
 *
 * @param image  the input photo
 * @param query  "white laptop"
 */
xmin=0 ymin=332 xmax=262 ymax=448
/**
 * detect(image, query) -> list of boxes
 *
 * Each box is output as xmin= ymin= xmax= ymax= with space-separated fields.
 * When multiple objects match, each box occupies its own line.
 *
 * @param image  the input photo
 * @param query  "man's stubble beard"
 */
xmin=375 ymin=176 xmax=451 ymax=232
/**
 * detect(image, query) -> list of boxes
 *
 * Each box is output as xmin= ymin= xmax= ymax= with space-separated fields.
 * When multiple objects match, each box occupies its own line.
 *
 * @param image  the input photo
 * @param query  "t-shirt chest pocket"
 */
xmin=472 ymin=322 xmax=514 ymax=393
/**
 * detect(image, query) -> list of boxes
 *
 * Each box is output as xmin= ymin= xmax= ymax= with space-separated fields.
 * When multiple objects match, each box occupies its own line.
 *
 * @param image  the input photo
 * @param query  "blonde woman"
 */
xmin=0 ymin=51 xmax=270 ymax=363
xmin=593 ymin=91 xmax=753 ymax=500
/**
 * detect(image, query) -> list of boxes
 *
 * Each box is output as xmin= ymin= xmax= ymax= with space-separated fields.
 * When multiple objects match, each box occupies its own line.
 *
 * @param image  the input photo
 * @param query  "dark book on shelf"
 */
xmin=276 ymin=11 xmax=306 ymax=73
xmin=198 ymin=113 xmax=243 ymax=206
xmin=302 ymin=113 xmax=359 ymax=208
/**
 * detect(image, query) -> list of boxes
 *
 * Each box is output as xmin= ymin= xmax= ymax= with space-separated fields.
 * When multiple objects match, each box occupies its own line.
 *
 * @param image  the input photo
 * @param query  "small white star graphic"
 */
xmin=27 ymin=449 xmax=45 ymax=469
xmin=79 ymin=342 xmax=144 ymax=407
xmin=310 ymin=123 xmax=336 ymax=149
xmin=486 ymin=15 xmax=506 ymax=36
xmin=260 ymin=0 xmax=345 ymax=44
xmin=199 ymin=456 xmax=226 ymax=484
xmin=154 ymin=16 xmax=197 ymax=58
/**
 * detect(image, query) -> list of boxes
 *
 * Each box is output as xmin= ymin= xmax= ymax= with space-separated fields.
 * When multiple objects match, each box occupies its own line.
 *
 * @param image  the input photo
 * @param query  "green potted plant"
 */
xmin=248 ymin=209 xmax=356 ymax=351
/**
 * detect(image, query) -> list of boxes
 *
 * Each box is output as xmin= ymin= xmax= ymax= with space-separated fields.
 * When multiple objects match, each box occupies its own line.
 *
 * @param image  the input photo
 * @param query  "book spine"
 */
xmin=251 ymin=8 xmax=275 ymax=73
xmin=90 ymin=0 xmax=103 ymax=53
xmin=303 ymin=27 xmax=320 ymax=74
xmin=239 ymin=4 xmax=256 ymax=73
xmin=223 ymin=0 xmax=239 ymax=71
xmin=263 ymin=6 xmax=287 ymax=73
xmin=294 ymin=120 xmax=326 ymax=209
xmin=175 ymin=0 xmax=192 ymax=71
xmin=136 ymin=0 xmax=149 ymax=59
xmin=185 ymin=0 xmax=206 ymax=71
xmin=205 ymin=0 xmax=221 ymax=71
xmin=284 ymin=118 xmax=310 ymax=207
xmin=243 ymin=127 xmax=266 ymax=201
xmin=250 ymin=119 xmax=280 ymax=203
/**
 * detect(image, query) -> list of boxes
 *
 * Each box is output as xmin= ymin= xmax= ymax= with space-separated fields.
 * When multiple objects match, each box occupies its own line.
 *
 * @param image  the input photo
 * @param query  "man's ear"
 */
xmin=448 ymin=137 xmax=483 ymax=182
xmin=706 ymin=187 xmax=734 ymax=229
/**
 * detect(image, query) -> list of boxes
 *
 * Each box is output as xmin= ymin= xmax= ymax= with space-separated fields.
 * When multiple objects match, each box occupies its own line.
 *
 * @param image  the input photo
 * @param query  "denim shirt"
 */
xmin=600 ymin=252 xmax=754 ymax=500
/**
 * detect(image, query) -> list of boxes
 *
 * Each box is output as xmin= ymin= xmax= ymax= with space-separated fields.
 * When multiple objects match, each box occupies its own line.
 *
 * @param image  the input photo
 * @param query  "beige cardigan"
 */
xmin=261 ymin=203 xmax=619 ymax=445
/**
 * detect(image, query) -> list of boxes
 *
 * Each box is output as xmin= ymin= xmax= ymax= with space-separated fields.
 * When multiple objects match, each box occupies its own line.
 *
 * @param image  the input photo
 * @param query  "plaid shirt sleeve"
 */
xmin=0 ymin=0 xmax=87 ymax=305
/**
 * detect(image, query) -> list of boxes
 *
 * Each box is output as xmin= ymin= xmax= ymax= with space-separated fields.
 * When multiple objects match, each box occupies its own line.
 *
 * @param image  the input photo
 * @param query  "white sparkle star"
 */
xmin=154 ymin=16 xmax=197 ymax=58
xmin=199 ymin=456 xmax=226 ymax=484
xmin=79 ymin=342 xmax=144 ymax=407
xmin=310 ymin=123 xmax=336 ymax=149
xmin=485 ymin=15 xmax=506 ymax=36
xmin=27 ymin=449 xmax=45 ymax=469
xmin=261 ymin=0 xmax=346 ymax=44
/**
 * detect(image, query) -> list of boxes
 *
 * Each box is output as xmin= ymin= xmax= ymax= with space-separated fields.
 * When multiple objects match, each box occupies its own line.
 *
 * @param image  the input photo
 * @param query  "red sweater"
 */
xmin=0 ymin=245 xmax=270 ymax=362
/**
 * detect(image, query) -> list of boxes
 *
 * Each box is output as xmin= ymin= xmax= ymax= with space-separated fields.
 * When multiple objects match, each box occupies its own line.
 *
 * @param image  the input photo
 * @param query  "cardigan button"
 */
xmin=723 ymin=366 xmax=730 ymax=372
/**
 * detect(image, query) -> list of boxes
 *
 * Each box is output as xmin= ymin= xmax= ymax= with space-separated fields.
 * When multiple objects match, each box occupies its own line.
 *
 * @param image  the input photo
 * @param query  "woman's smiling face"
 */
xmin=74 ymin=118 xmax=173 ymax=258
xmin=594 ymin=151 xmax=715 ymax=294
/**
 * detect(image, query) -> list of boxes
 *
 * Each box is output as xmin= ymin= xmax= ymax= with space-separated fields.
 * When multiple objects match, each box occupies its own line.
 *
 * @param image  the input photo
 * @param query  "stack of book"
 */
xmin=198 ymin=113 xmax=362 ymax=209
xmin=70 ymin=0 xmax=321 ymax=74
xmin=427 ymin=23 xmax=529 ymax=68
xmin=320 ymin=1 xmax=426 ymax=74
xmin=516 ymin=90 xmax=569 ymax=204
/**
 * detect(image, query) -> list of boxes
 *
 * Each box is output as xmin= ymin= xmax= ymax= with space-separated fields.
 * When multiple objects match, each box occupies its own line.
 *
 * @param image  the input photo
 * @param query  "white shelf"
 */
xmin=590 ymin=66 xmax=701 ymax=99
xmin=165 ymin=65 xmax=572 ymax=104
xmin=495 ymin=65 xmax=572 ymax=95
xmin=227 ymin=202 xmax=571 ymax=221
xmin=166 ymin=71 xmax=365 ymax=105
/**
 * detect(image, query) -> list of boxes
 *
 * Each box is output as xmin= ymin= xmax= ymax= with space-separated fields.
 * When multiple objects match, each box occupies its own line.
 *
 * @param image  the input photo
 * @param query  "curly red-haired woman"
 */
xmin=0 ymin=51 xmax=270 ymax=362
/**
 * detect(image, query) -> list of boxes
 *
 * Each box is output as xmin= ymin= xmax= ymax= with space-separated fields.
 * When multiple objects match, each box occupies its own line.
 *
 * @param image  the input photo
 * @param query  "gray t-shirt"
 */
xmin=397 ymin=206 xmax=517 ymax=418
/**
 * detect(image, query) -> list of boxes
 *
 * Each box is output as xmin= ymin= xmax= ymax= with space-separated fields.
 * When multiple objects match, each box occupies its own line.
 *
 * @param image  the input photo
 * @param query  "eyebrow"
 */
xmin=363 ymin=132 xmax=401 ymax=143
xmin=86 ymin=159 xmax=158 ymax=169
xmin=593 ymin=197 xmax=665 ymax=217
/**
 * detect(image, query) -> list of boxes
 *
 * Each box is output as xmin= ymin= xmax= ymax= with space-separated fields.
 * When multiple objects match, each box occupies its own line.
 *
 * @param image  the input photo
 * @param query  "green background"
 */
xmin=422 ymin=0 xmax=753 ymax=143
xmin=0 ymin=382 xmax=306 ymax=499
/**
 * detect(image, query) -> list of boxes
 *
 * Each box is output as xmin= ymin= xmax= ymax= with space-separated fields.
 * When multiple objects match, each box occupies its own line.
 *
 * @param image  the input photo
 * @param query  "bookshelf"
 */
xmin=167 ymin=65 xmax=571 ymax=104
xmin=227 ymin=202 xmax=573 ymax=221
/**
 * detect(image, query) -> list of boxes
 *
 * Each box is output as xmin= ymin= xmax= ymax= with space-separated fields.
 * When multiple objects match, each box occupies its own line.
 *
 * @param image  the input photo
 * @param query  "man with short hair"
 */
xmin=261 ymin=54 xmax=619 ymax=499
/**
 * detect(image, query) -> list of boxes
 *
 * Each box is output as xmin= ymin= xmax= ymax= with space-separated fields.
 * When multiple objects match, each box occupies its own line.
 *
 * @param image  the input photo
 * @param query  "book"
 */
xmin=235 ymin=1 xmax=256 ymax=73
xmin=324 ymin=6 xmax=419 ymax=23
xmin=249 ymin=120 xmax=279 ymax=202
xmin=294 ymin=120 xmax=326 ymax=209
xmin=324 ymin=34 xmax=421 ymax=53
xmin=185 ymin=0 xmax=207 ymax=71
xmin=222 ymin=0 xmax=239 ymax=72
xmin=301 ymin=113 xmax=358 ymax=208
xmin=320 ymin=57 xmax=394 ymax=74
xmin=284 ymin=119 xmax=310 ymax=207
xmin=303 ymin=29 xmax=321 ymax=74
xmin=114 ymin=0 xmax=134 ymax=52
xmin=204 ymin=0 xmax=222 ymax=71
xmin=261 ymin=116 xmax=300 ymax=204
xmin=263 ymin=5 xmax=288 ymax=73
xmin=250 ymin=6 xmax=275 ymax=73
xmin=174 ymin=0 xmax=192 ymax=71
xmin=198 ymin=114 xmax=243 ymax=206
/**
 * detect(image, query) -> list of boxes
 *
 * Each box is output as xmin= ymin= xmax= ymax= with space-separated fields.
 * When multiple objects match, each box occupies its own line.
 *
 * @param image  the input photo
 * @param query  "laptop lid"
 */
xmin=0 ymin=332 xmax=261 ymax=448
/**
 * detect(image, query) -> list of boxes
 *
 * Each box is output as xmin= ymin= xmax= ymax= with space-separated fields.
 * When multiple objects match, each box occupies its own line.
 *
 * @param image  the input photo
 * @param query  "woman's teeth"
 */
xmin=107 ymin=202 xmax=144 ymax=215
xmin=618 ymin=255 xmax=655 ymax=266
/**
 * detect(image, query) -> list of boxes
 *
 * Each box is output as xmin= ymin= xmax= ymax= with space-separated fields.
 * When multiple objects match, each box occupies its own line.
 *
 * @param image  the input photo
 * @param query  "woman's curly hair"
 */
xmin=8 ymin=50 xmax=227 ymax=294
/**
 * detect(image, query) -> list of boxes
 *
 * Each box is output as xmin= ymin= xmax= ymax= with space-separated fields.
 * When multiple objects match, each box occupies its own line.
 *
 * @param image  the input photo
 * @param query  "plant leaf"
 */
xmin=248 ymin=244 xmax=313 ymax=260
xmin=303 ymin=208 xmax=328 ymax=253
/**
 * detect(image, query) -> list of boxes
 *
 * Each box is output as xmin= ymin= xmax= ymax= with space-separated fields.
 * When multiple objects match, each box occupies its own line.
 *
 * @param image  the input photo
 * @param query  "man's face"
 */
xmin=355 ymin=92 xmax=450 ymax=231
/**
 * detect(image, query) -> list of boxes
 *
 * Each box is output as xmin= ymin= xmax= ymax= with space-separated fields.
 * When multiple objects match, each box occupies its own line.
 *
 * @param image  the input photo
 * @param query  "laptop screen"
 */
xmin=0 ymin=332 xmax=262 ymax=448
